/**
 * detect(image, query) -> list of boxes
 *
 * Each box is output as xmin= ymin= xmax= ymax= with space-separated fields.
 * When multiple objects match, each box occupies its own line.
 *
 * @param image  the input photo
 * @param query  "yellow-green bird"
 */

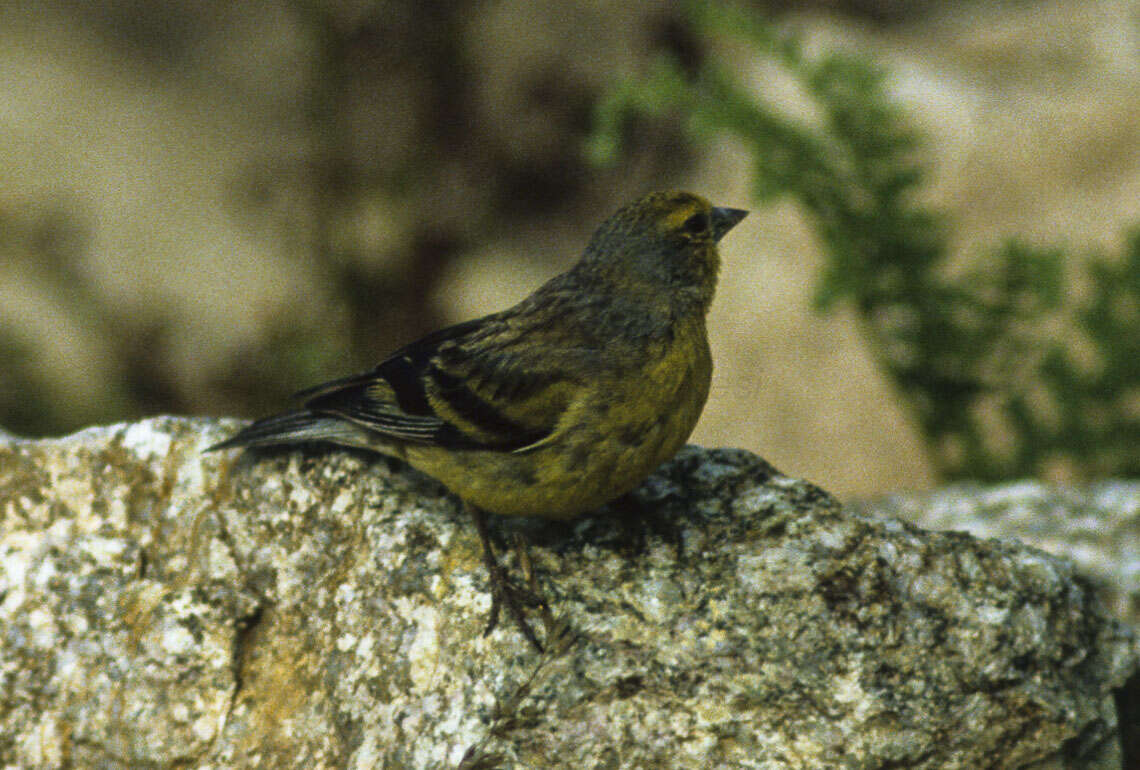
xmin=210 ymin=191 xmax=747 ymax=649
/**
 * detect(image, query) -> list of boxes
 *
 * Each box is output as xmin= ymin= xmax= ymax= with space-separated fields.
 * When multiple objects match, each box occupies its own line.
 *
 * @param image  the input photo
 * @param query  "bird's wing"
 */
xmin=300 ymin=311 xmax=588 ymax=451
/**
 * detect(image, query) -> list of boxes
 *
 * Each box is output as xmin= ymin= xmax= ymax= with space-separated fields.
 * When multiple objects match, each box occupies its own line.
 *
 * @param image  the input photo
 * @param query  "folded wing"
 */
xmin=212 ymin=309 xmax=587 ymax=453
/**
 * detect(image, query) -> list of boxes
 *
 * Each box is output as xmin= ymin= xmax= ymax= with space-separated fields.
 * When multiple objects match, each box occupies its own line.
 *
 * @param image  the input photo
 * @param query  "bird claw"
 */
xmin=482 ymin=557 xmax=547 ymax=652
xmin=471 ymin=506 xmax=549 ymax=653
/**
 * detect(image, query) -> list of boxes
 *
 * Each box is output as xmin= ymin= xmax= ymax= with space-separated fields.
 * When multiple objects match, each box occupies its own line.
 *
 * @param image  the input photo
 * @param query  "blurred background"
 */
xmin=2 ymin=0 xmax=1139 ymax=497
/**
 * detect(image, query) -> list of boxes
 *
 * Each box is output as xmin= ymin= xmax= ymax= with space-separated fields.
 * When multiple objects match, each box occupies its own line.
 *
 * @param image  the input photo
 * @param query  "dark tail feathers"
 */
xmin=207 ymin=410 xmax=360 ymax=452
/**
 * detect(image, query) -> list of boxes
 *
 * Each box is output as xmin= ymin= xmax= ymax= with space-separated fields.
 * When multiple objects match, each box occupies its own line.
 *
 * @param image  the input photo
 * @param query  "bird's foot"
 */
xmin=470 ymin=506 xmax=549 ymax=652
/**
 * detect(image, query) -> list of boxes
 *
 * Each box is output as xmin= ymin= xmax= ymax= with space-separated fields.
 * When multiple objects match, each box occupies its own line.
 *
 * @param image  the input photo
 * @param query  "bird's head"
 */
xmin=580 ymin=191 xmax=748 ymax=313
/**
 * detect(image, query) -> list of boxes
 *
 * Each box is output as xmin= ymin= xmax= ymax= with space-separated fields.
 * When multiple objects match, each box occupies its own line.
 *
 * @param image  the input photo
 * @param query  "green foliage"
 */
xmin=590 ymin=1 xmax=1140 ymax=481
xmin=1034 ymin=230 xmax=1140 ymax=477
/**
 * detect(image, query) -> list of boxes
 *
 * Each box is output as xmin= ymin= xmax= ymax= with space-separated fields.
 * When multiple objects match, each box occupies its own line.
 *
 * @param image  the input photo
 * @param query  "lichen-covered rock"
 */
xmin=1 ymin=418 xmax=1136 ymax=769
xmin=852 ymin=481 xmax=1140 ymax=630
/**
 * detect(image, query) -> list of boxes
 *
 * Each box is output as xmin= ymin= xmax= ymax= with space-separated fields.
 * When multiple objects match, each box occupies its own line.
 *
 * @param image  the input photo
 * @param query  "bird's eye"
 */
xmin=682 ymin=211 xmax=710 ymax=235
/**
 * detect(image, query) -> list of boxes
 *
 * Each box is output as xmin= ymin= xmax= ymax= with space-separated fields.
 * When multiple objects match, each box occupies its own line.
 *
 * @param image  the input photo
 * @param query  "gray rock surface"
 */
xmin=1 ymin=417 xmax=1137 ymax=769
xmin=851 ymin=482 xmax=1140 ymax=630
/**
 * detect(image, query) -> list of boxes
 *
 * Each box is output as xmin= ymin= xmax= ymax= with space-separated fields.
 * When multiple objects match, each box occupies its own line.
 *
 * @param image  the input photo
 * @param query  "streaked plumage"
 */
xmin=209 ymin=190 xmax=747 ymax=648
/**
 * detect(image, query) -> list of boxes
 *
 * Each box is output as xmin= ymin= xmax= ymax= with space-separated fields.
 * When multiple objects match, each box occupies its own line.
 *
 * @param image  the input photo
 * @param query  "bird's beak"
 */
xmin=711 ymin=207 xmax=749 ymax=241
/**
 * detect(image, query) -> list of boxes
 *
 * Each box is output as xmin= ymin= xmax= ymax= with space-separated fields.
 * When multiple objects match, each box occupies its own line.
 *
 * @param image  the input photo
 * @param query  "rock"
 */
xmin=852 ymin=481 xmax=1140 ymax=768
xmin=1 ymin=417 xmax=1136 ymax=769
xmin=850 ymin=481 xmax=1140 ymax=630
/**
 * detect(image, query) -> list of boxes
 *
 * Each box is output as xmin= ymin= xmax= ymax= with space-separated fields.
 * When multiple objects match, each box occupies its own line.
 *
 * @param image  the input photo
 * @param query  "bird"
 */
xmin=209 ymin=190 xmax=748 ymax=650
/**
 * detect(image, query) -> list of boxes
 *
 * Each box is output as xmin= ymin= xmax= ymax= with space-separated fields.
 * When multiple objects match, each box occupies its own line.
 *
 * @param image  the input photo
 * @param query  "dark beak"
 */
xmin=711 ymin=206 xmax=749 ymax=241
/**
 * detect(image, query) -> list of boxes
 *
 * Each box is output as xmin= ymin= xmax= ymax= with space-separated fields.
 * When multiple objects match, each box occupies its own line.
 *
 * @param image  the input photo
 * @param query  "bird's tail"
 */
xmin=207 ymin=410 xmax=367 ymax=452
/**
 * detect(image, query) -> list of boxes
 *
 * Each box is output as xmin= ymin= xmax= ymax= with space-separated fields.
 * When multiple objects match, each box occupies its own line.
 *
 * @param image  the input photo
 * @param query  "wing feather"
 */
xmin=299 ymin=310 xmax=582 ymax=451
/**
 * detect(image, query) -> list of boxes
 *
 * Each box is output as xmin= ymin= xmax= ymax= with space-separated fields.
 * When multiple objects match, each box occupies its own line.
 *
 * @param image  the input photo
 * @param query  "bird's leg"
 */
xmin=469 ymin=504 xmax=546 ymax=652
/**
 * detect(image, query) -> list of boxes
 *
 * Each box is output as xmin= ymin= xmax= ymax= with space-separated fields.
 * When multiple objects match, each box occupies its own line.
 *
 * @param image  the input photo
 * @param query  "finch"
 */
xmin=210 ymin=190 xmax=748 ymax=649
